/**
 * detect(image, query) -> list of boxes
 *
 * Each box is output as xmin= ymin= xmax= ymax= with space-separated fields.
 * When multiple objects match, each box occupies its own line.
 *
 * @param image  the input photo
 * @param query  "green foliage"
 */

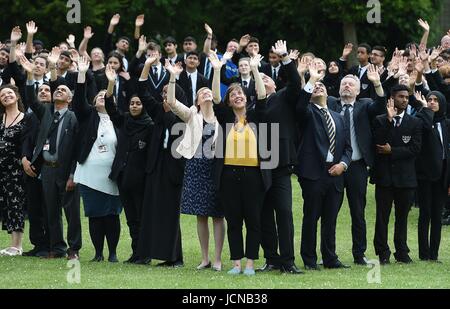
xmin=0 ymin=0 xmax=445 ymax=62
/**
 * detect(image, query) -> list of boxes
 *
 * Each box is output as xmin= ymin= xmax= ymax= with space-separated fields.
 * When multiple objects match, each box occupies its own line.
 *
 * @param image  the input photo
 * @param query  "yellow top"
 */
xmin=224 ymin=117 xmax=259 ymax=167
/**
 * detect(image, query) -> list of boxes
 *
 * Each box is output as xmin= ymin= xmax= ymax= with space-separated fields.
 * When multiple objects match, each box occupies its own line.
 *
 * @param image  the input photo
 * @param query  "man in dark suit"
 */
xmin=162 ymin=36 xmax=184 ymax=66
xmin=26 ymin=71 xmax=81 ymax=260
xmin=372 ymin=84 xmax=432 ymax=264
xmin=21 ymin=82 xmax=52 ymax=257
xmin=324 ymin=65 xmax=386 ymax=265
xmin=296 ymin=63 xmax=353 ymax=270
xmin=348 ymin=43 xmax=374 ymax=100
xmin=176 ymin=51 xmax=209 ymax=107
xmin=261 ymin=49 xmax=287 ymax=91
xmin=258 ymin=41 xmax=302 ymax=274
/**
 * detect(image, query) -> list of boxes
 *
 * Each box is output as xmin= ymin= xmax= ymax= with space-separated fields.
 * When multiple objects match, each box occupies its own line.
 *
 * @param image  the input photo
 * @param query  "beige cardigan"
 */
xmin=169 ymin=100 xmax=219 ymax=159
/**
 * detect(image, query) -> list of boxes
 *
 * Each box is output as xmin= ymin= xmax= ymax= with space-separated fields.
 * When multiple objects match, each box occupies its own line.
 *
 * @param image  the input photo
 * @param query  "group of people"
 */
xmin=0 ymin=14 xmax=449 ymax=275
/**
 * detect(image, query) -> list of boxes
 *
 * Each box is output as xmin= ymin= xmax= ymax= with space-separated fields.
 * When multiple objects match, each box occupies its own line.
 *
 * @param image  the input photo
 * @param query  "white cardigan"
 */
xmin=169 ymin=100 xmax=219 ymax=159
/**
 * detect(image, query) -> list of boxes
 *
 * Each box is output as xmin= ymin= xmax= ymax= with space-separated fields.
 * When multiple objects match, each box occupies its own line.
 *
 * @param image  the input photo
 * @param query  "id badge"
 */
xmin=98 ymin=145 xmax=108 ymax=153
xmin=43 ymin=140 xmax=50 ymax=151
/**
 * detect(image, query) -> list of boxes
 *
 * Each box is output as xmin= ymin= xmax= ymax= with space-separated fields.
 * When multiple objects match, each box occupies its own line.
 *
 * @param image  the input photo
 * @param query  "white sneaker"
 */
xmin=1 ymin=247 xmax=22 ymax=256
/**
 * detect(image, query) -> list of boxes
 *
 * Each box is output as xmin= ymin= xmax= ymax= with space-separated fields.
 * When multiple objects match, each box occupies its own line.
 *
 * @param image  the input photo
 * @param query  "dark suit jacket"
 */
xmin=264 ymin=60 xmax=302 ymax=172
xmin=296 ymin=90 xmax=353 ymax=192
xmin=327 ymin=94 xmax=386 ymax=168
xmin=27 ymin=85 xmax=78 ymax=181
xmin=177 ymin=71 xmax=209 ymax=107
xmin=220 ymin=66 xmax=257 ymax=109
xmin=261 ymin=62 xmax=287 ymax=91
xmin=371 ymin=110 xmax=432 ymax=188
xmin=96 ymin=73 xmax=135 ymax=113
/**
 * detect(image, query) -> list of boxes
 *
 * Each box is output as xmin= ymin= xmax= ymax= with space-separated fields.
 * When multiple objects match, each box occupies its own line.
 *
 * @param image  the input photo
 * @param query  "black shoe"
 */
xmin=304 ymin=264 xmax=320 ymax=271
xmin=108 ymin=253 xmax=119 ymax=263
xmin=134 ymin=257 xmax=152 ymax=265
xmin=379 ymin=256 xmax=390 ymax=265
xmin=22 ymin=247 xmax=40 ymax=257
xmin=124 ymin=254 xmax=139 ymax=264
xmin=157 ymin=260 xmax=184 ymax=268
xmin=324 ymin=261 xmax=351 ymax=269
xmin=354 ymin=256 xmax=372 ymax=265
xmin=280 ymin=264 xmax=304 ymax=275
xmin=429 ymin=259 xmax=443 ymax=264
xmin=395 ymin=255 xmax=413 ymax=264
xmin=90 ymin=255 xmax=104 ymax=262
xmin=257 ymin=263 xmax=279 ymax=272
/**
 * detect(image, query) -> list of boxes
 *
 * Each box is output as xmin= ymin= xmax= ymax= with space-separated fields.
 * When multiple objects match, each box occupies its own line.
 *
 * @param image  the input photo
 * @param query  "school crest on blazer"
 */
xmin=138 ymin=140 xmax=147 ymax=150
xmin=402 ymin=135 xmax=411 ymax=144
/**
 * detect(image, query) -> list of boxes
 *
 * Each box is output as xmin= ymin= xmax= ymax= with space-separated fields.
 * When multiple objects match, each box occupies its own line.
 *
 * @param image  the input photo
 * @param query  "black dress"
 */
xmin=0 ymin=115 xmax=27 ymax=233
xmin=136 ymin=81 xmax=186 ymax=262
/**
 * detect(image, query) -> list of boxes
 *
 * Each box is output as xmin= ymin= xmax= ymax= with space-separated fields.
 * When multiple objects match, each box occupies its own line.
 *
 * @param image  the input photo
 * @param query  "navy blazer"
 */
xmin=296 ymin=90 xmax=353 ymax=192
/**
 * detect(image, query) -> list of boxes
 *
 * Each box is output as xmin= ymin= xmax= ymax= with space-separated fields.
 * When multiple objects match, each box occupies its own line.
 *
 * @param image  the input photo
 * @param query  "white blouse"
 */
xmin=74 ymin=112 xmax=119 ymax=195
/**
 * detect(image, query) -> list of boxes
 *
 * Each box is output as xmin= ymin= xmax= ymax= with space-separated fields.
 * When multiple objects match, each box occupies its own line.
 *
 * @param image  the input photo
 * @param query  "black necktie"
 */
xmin=272 ymin=68 xmax=277 ymax=81
xmin=394 ymin=115 xmax=401 ymax=128
xmin=34 ymin=82 xmax=40 ymax=95
xmin=188 ymin=74 xmax=193 ymax=90
xmin=357 ymin=66 xmax=362 ymax=78
xmin=243 ymin=80 xmax=248 ymax=88
xmin=153 ymin=66 xmax=158 ymax=81
xmin=321 ymin=108 xmax=336 ymax=155
xmin=48 ymin=111 xmax=60 ymax=155
xmin=343 ymin=104 xmax=351 ymax=127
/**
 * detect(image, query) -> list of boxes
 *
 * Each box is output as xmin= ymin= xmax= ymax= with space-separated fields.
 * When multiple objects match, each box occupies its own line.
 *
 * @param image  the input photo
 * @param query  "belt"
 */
xmin=44 ymin=161 xmax=60 ymax=168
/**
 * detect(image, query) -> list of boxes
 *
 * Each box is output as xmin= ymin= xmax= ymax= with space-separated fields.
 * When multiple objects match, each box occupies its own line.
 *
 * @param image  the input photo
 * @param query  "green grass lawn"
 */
xmin=1 ymin=180 xmax=449 ymax=288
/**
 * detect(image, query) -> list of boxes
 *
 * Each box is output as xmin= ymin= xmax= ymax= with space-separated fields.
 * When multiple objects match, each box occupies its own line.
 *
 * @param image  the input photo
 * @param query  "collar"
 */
xmin=395 ymin=111 xmax=405 ymax=120
xmin=342 ymin=100 xmax=355 ymax=107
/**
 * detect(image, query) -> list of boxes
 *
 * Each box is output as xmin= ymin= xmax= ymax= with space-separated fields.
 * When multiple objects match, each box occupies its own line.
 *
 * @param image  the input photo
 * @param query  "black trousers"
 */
xmin=220 ymin=166 xmax=265 ymax=260
xmin=41 ymin=166 xmax=81 ymax=254
xmin=374 ymin=185 xmax=413 ymax=259
xmin=118 ymin=177 xmax=144 ymax=256
xmin=341 ymin=159 xmax=368 ymax=259
xmin=261 ymin=168 xmax=295 ymax=267
xmin=25 ymin=176 xmax=49 ymax=251
xmin=417 ymin=178 xmax=445 ymax=260
xmin=299 ymin=170 xmax=343 ymax=267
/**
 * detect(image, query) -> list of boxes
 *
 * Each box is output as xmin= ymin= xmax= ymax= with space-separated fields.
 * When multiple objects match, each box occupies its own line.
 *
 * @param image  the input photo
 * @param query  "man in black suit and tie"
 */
xmin=163 ymin=36 xmax=184 ymax=65
xmin=323 ymin=65 xmax=386 ymax=265
xmin=296 ymin=63 xmax=353 ymax=270
xmin=348 ymin=43 xmax=374 ymax=100
xmin=261 ymin=49 xmax=287 ymax=91
xmin=258 ymin=41 xmax=302 ymax=274
xmin=25 ymin=69 xmax=81 ymax=260
xmin=176 ymin=51 xmax=209 ymax=107
xmin=372 ymin=84 xmax=432 ymax=264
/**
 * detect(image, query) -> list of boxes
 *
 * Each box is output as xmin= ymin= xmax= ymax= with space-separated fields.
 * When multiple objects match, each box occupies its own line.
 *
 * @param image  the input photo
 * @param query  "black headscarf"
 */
xmin=124 ymin=95 xmax=153 ymax=136
xmin=323 ymin=61 xmax=343 ymax=98
xmin=427 ymin=91 xmax=447 ymax=123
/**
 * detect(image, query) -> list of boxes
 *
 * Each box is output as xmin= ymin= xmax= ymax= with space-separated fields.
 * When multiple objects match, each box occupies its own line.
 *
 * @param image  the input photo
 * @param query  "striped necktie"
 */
xmin=321 ymin=108 xmax=336 ymax=155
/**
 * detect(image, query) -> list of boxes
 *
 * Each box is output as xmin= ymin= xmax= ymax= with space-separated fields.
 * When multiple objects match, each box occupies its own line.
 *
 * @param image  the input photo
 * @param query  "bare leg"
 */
xmin=197 ymin=216 xmax=210 ymax=266
xmin=212 ymin=217 xmax=225 ymax=269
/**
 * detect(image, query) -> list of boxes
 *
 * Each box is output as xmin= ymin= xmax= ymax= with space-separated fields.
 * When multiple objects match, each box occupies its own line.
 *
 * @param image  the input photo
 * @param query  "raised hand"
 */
xmin=105 ymin=64 xmax=117 ymax=82
xmin=367 ymin=64 xmax=381 ymax=84
xmin=135 ymin=14 xmax=145 ymax=27
xmin=145 ymin=55 xmax=157 ymax=66
xmin=204 ymin=23 xmax=213 ymax=35
xmin=249 ymin=54 xmax=264 ymax=69
xmin=396 ymin=57 xmax=408 ymax=77
xmin=208 ymin=51 xmax=223 ymax=70
xmin=26 ymin=21 xmax=38 ymax=35
xmin=48 ymin=46 xmax=61 ymax=66
xmin=342 ymin=43 xmax=353 ymax=59
xmin=84 ymin=26 xmax=94 ymax=39
xmin=10 ymin=26 xmax=22 ymax=42
xmin=239 ymin=34 xmax=251 ymax=48
xmin=414 ymin=91 xmax=427 ymax=107
xmin=164 ymin=59 xmax=183 ymax=76
xmin=271 ymin=40 xmax=287 ymax=57
xmin=430 ymin=46 xmax=443 ymax=62
xmin=66 ymin=34 xmax=75 ymax=46
xmin=297 ymin=56 xmax=309 ymax=75
xmin=110 ymin=14 xmax=120 ymax=26
xmin=289 ymin=49 xmax=300 ymax=61
xmin=70 ymin=49 xmax=80 ymax=63
xmin=414 ymin=58 xmax=424 ymax=73
xmin=15 ymin=42 xmax=26 ymax=58
xmin=18 ymin=55 xmax=35 ymax=73
xmin=418 ymin=44 xmax=429 ymax=62
xmin=78 ymin=56 xmax=90 ymax=74
xmin=308 ymin=61 xmax=324 ymax=82
xmin=418 ymin=18 xmax=430 ymax=32
xmin=386 ymin=97 xmax=397 ymax=121
xmin=138 ymin=35 xmax=148 ymax=53
xmin=222 ymin=51 xmax=234 ymax=62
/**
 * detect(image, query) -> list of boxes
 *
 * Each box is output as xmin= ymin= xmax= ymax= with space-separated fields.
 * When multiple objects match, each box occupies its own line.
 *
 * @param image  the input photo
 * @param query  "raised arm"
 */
xmin=25 ymin=21 xmax=38 ymax=55
xmin=103 ymin=64 xmax=125 ymax=128
xmin=250 ymin=54 xmax=266 ymax=99
xmin=272 ymin=40 xmax=301 ymax=102
xmin=20 ymin=56 xmax=45 ymax=119
xmin=79 ymin=26 xmax=94 ymax=58
xmin=367 ymin=63 xmax=385 ymax=97
xmin=203 ymin=23 xmax=213 ymax=55
xmin=73 ymin=56 xmax=92 ymax=119
xmin=47 ymin=46 xmax=61 ymax=82
xmin=208 ymin=51 xmax=223 ymax=103
xmin=165 ymin=59 xmax=193 ymax=123
xmin=134 ymin=14 xmax=145 ymax=40
xmin=418 ymin=18 xmax=430 ymax=48
xmin=9 ymin=26 xmax=22 ymax=64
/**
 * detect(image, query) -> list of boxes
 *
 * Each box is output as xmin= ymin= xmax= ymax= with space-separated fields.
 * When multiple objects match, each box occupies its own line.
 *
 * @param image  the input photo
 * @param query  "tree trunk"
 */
xmin=343 ymin=22 xmax=358 ymax=68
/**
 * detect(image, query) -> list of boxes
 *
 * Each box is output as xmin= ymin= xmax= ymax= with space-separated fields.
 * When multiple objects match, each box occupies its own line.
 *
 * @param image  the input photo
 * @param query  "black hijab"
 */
xmin=125 ymin=95 xmax=153 ymax=136
xmin=323 ymin=61 xmax=343 ymax=97
xmin=427 ymin=91 xmax=447 ymax=123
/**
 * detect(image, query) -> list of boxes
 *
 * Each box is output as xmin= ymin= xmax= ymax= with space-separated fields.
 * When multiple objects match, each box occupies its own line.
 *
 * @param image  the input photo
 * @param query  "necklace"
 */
xmin=3 ymin=112 xmax=22 ymax=129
